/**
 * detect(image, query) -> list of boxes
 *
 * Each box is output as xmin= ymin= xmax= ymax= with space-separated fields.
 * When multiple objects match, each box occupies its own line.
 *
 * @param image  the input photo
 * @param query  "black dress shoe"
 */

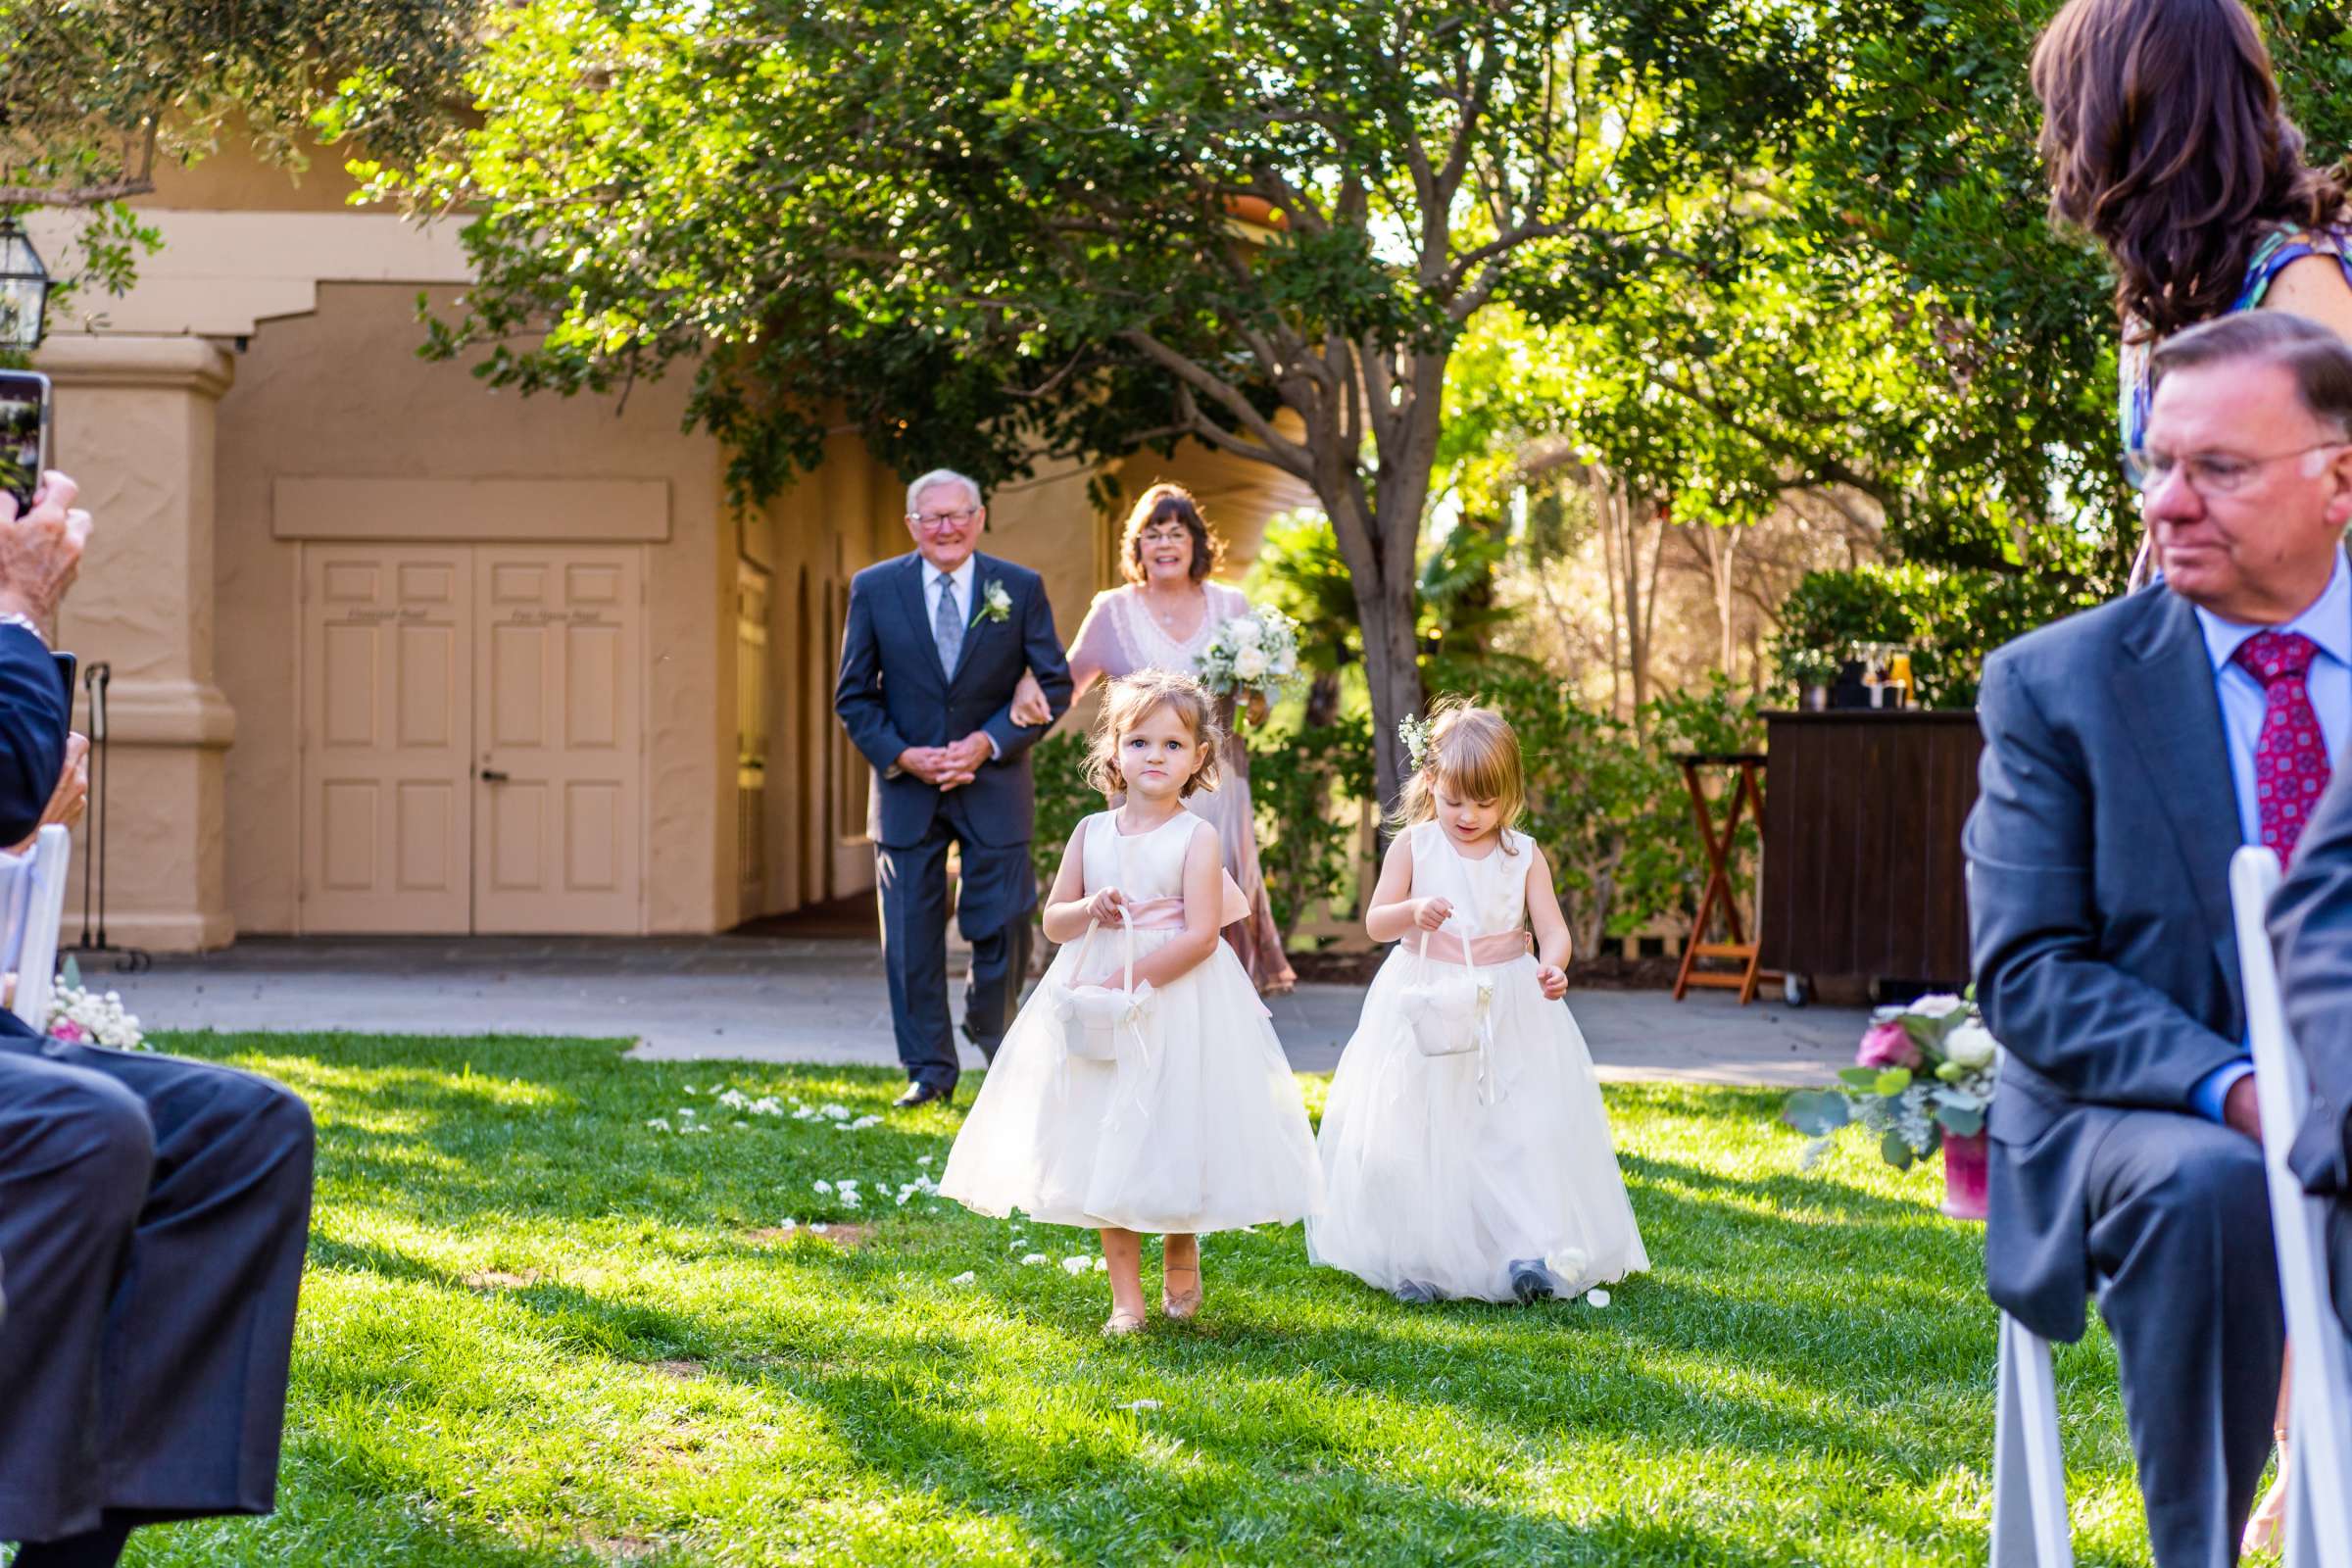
xmin=1393 ymin=1279 xmax=1442 ymax=1305
xmin=893 ymin=1081 xmax=955 ymax=1110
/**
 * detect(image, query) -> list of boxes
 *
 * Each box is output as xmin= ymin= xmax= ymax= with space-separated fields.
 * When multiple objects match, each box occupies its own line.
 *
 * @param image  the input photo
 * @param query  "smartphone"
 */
xmin=0 ymin=370 xmax=52 ymax=517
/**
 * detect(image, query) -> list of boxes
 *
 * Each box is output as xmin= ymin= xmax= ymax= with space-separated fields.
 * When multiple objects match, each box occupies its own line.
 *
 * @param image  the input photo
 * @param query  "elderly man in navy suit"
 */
xmin=0 ymin=473 xmax=316 ymax=1568
xmin=834 ymin=468 xmax=1073 ymax=1108
xmin=1966 ymin=310 xmax=2352 ymax=1566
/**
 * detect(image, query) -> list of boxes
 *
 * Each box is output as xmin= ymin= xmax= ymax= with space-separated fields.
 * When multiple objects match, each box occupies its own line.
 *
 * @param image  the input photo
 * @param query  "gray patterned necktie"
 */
xmin=933 ymin=571 xmax=963 ymax=676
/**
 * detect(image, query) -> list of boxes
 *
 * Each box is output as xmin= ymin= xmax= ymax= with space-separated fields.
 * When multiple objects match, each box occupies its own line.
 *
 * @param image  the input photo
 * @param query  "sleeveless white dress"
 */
xmin=1308 ymin=822 xmax=1648 ymax=1301
xmin=940 ymin=809 xmax=1323 ymax=1234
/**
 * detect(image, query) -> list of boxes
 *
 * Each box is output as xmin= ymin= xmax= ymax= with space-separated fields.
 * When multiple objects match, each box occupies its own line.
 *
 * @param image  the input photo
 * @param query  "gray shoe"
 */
xmin=1393 ymin=1279 xmax=1441 ymax=1305
xmin=1508 ymin=1260 xmax=1557 ymax=1303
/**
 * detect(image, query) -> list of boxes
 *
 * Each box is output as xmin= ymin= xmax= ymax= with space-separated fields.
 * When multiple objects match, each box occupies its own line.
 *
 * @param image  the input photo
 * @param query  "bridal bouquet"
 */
xmin=1195 ymin=605 xmax=1303 ymax=705
xmin=1783 ymin=992 xmax=1998 ymax=1171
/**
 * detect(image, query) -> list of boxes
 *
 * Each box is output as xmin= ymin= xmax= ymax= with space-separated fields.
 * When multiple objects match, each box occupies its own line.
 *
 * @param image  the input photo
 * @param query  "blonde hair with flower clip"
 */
xmin=1388 ymin=698 xmax=1526 ymax=851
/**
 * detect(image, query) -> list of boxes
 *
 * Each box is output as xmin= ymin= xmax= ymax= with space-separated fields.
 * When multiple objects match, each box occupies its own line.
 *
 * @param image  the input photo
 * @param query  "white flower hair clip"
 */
xmin=1397 ymin=713 xmax=1436 ymax=770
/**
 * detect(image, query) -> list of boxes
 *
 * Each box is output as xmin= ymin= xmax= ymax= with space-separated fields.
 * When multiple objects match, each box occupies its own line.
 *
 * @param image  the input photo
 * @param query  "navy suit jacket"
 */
xmin=1966 ymin=584 xmax=2250 ymax=1341
xmin=832 ymin=551 xmax=1071 ymax=851
xmin=0 ymin=623 xmax=71 ymax=1042
xmin=2265 ymin=763 xmax=2352 ymax=1329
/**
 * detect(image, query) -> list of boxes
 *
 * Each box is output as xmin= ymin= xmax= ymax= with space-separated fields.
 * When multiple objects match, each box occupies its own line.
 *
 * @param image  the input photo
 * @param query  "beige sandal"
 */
xmin=1161 ymin=1259 xmax=1202 ymax=1322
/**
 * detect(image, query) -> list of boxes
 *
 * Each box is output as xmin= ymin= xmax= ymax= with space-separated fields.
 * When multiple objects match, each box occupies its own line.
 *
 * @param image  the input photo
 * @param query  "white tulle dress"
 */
xmin=940 ymin=808 xmax=1324 ymax=1235
xmin=1308 ymin=821 xmax=1648 ymax=1301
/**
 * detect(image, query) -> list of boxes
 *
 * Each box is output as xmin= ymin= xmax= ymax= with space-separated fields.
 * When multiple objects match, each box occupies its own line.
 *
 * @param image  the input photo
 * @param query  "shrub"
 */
xmin=1771 ymin=563 xmax=2102 ymax=709
xmin=1029 ymin=731 xmax=1098 ymax=893
xmin=1248 ymin=713 xmax=1376 ymax=944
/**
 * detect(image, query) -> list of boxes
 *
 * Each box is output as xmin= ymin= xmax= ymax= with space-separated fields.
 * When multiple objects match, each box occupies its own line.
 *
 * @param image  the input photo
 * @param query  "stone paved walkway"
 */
xmin=101 ymin=935 xmax=1866 ymax=1087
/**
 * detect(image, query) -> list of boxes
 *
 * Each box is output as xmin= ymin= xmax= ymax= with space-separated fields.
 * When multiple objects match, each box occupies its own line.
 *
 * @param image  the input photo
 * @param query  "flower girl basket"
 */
xmin=1051 ymin=906 xmax=1155 ymax=1063
xmin=1399 ymin=925 xmax=1491 ymax=1058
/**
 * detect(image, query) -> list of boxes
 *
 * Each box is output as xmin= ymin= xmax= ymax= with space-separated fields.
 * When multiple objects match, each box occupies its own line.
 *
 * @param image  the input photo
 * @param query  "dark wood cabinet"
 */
xmin=1757 ymin=710 xmax=1984 ymax=988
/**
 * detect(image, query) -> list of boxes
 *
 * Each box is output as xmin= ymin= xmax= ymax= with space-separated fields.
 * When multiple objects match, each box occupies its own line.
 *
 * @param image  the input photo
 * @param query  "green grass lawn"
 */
xmin=118 ymin=1032 xmax=2152 ymax=1567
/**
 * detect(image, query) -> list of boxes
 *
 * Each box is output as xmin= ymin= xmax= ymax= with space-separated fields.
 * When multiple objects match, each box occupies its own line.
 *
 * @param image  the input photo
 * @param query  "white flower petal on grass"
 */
xmin=1020 ymin=1252 xmax=1049 ymax=1266
xmin=1093 ymin=1256 xmax=1108 ymax=1272
xmin=813 ymin=1180 xmax=833 ymax=1194
xmin=1585 ymin=1289 xmax=1612 ymax=1308
xmin=1115 ymin=1398 xmax=1163 ymax=1412
xmin=951 ymin=1271 xmax=976 ymax=1287
xmin=811 ymin=1222 xmax=832 ymax=1235
xmin=917 ymin=1155 xmax=934 ymax=1166
xmin=778 ymin=1218 xmax=798 ymax=1232
xmin=644 ymin=1118 xmax=672 ymax=1133
xmin=1061 ymin=1255 xmax=1092 ymax=1275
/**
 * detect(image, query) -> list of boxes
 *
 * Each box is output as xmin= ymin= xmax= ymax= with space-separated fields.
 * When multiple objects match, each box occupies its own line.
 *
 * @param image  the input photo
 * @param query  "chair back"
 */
xmin=0 ymin=825 xmax=72 ymax=1030
xmin=2229 ymin=846 xmax=2352 ymax=1568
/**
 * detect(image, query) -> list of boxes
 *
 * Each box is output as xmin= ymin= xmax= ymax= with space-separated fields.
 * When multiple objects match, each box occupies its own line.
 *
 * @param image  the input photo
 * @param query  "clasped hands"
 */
xmin=897 ymin=731 xmax=994 ymax=791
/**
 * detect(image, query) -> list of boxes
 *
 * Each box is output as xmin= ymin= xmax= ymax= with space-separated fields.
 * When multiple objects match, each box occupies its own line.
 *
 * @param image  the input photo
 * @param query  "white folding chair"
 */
xmin=0 ymin=823 xmax=72 ymax=1031
xmin=1991 ymin=1308 xmax=2074 ymax=1566
xmin=2230 ymin=845 xmax=2352 ymax=1568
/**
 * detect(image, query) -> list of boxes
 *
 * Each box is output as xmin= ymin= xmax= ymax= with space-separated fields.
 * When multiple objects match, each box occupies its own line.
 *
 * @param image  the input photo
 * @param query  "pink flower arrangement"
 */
xmin=1856 ymin=1020 xmax=1921 ymax=1070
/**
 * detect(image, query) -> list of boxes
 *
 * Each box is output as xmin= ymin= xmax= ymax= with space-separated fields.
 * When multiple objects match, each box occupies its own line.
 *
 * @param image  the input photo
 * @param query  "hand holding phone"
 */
xmin=0 ymin=371 xmax=50 ymax=519
xmin=0 ymin=468 xmax=90 ymax=634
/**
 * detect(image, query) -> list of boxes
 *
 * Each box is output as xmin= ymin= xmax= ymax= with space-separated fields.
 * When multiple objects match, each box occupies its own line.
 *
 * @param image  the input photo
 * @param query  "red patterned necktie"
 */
xmin=2233 ymin=629 xmax=2332 ymax=862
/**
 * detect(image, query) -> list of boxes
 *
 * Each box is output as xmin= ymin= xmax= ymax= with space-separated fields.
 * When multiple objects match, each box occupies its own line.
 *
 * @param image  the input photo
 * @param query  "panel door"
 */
xmin=300 ymin=546 xmax=473 ymax=932
xmin=472 ymin=548 xmax=644 ymax=933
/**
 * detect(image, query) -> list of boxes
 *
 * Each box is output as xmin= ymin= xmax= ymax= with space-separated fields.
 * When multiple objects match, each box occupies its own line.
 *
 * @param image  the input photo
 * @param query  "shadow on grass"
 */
xmin=144 ymin=1032 xmax=2136 ymax=1567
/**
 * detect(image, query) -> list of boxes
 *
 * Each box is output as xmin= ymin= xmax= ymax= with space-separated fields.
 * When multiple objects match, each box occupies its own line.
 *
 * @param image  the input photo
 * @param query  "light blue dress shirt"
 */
xmin=2187 ymin=549 xmax=2352 ymax=1120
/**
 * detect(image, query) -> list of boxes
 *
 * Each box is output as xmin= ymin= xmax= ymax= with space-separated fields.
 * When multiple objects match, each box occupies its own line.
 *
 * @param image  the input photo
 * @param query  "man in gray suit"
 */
xmin=1968 ymin=309 xmax=2352 ymax=1566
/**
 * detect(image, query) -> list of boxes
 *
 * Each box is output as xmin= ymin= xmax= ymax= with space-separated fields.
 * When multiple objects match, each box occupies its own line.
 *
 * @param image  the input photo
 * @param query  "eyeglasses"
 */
xmin=908 ymin=507 xmax=978 ymax=529
xmin=1136 ymin=524 xmax=1192 ymax=543
xmin=2123 ymin=440 xmax=2350 ymax=497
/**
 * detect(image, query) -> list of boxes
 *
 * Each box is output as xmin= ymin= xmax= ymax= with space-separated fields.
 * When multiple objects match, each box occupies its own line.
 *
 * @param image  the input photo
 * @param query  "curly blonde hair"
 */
xmin=1389 ymin=698 xmax=1525 ymax=849
xmin=1084 ymin=669 xmax=1225 ymax=801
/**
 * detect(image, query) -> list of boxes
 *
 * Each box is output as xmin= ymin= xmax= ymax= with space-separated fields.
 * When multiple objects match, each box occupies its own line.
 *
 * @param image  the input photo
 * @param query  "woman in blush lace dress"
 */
xmin=1011 ymin=483 xmax=1298 ymax=995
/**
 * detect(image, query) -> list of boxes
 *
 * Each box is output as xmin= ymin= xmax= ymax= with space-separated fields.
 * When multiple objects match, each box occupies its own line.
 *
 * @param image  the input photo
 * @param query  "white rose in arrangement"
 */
xmin=1910 ymin=993 xmax=1967 ymax=1019
xmin=1228 ymin=617 xmax=1263 ymax=649
xmin=1269 ymin=648 xmax=1298 ymax=677
xmin=1942 ymin=1021 xmax=1999 ymax=1070
xmin=1233 ymin=646 xmax=1268 ymax=680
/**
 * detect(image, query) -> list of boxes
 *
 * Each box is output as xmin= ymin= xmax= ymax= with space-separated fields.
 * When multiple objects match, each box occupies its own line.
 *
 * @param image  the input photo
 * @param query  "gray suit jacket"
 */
xmin=1967 ymin=583 xmax=2248 ymax=1341
xmin=2264 ymin=766 xmax=2352 ymax=1331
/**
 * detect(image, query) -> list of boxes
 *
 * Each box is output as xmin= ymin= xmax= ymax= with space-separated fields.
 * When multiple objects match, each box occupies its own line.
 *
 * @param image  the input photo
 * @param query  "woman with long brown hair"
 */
xmin=1009 ymin=483 xmax=1298 ymax=995
xmin=2032 ymin=0 xmax=2352 ymax=1549
xmin=2034 ymin=0 xmax=2352 ymax=587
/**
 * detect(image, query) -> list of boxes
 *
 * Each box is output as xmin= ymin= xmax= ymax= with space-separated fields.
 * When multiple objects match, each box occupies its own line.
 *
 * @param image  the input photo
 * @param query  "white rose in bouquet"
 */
xmin=1270 ymin=648 xmax=1297 ymax=677
xmin=1942 ymin=1021 xmax=1998 ymax=1071
xmin=1234 ymin=646 xmax=1269 ymax=681
xmin=1911 ymin=993 xmax=1967 ymax=1018
xmin=1229 ymin=617 xmax=1263 ymax=649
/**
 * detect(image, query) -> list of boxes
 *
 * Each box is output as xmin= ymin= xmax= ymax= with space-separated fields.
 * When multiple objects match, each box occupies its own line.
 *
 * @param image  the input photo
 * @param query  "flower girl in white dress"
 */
xmin=941 ymin=670 xmax=1322 ymax=1334
xmin=1309 ymin=700 xmax=1648 ymax=1304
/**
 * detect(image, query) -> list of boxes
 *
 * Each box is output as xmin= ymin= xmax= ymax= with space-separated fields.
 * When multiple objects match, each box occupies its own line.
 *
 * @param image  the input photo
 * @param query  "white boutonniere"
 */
xmin=972 ymin=579 xmax=1012 ymax=627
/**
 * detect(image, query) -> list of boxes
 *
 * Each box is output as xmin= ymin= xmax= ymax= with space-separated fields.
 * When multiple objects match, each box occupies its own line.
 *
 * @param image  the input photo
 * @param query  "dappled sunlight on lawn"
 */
xmin=122 ymin=1032 xmax=2151 ymax=1568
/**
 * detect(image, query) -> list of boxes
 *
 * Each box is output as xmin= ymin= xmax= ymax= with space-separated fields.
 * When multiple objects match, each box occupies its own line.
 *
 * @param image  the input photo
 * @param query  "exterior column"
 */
xmin=35 ymin=336 xmax=238 ymax=952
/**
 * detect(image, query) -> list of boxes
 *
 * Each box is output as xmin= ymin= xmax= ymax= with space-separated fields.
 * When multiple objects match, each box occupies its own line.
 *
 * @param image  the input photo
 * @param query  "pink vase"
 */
xmin=1941 ymin=1130 xmax=1989 ymax=1221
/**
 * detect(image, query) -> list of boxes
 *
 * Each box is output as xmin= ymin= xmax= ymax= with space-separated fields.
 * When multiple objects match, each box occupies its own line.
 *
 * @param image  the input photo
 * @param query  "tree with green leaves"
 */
xmin=359 ymin=0 xmax=1815 ymax=807
xmin=1 ymin=0 xmax=476 ymax=322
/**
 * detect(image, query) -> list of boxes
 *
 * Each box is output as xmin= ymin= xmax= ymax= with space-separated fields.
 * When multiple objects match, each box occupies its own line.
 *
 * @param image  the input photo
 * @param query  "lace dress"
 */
xmin=939 ymin=809 xmax=1323 ymax=1234
xmin=1065 ymin=582 xmax=1298 ymax=995
xmin=1307 ymin=822 xmax=1648 ymax=1301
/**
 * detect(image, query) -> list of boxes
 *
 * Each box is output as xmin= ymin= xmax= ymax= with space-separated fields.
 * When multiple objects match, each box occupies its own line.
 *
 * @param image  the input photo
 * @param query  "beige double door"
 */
xmin=300 ymin=544 xmax=644 ymax=933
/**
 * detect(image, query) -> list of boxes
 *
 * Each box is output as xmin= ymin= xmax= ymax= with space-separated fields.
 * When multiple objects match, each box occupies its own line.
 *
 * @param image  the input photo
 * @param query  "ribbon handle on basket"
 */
xmin=1417 ymin=919 xmax=1502 ymax=1106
